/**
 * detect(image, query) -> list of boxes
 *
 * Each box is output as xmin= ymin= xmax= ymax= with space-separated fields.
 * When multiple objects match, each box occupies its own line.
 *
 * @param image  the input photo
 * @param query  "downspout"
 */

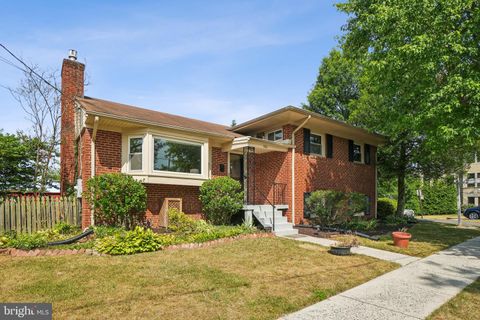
xmin=90 ymin=116 xmax=99 ymax=226
xmin=291 ymin=116 xmax=311 ymax=225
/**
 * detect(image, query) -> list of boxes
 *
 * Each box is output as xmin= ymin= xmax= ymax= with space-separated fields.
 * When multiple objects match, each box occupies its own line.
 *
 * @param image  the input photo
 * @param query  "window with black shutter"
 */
xmin=303 ymin=128 xmax=311 ymax=154
xmin=326 ymin=134 xmax=333 ymax=158
xmin=348 ymin=140 xmax=354 ymax=162
xmin=364 ymin=144 xmax=371 ymax=165
xmin=304 ymin=192 xmax=312 ymax=218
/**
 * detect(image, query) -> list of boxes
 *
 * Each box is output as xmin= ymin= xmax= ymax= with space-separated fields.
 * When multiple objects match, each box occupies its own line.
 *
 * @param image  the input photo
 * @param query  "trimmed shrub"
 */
xmin=167 ymin=208 xmax=199 ymax=233
xmin=83 ymin=173 xmax=147 ymax=229
xmin=305 ymin=190 xmax=367 ymax=226
xmin=421 ymin=178 xmax=457 ymax=215
xmin=377 ymin=198 xmax=397 ymax=220
xmin=199 ymin=176 xmax=244 ymax=225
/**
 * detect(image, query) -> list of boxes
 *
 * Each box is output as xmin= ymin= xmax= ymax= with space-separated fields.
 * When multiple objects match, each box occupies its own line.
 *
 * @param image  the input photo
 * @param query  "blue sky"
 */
xmin=0 ymin=0 xmax=346 ymax=134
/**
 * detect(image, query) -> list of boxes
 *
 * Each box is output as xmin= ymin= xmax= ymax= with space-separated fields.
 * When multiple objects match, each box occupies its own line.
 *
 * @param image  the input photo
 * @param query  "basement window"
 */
xmin=129 ymin=137 xmax=143 ymax=171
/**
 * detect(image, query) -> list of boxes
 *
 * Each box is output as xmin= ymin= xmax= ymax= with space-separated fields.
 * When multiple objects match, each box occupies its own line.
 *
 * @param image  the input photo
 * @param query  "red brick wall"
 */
xmin=60 ymin=59 xmax=84 ymax=193
xmin=80 ymin=129 xmax=92 ymax=228
xmin=253 ymin=124 xmax=377 ymax=225
xmin=145 ymin=184 xmax=202 ymax=226
xmin=80 ymin=128 xmax=122 ymax=228
xmin=211 ymin=147 xmax=228 ymax=177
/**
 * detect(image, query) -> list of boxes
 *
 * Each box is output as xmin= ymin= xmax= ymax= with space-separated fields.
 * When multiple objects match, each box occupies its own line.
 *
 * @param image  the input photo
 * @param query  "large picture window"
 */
xmin=129 ymin=137 xmax=143 ymax=171
xmin=153 ymin=137 xmax=202 ymax=174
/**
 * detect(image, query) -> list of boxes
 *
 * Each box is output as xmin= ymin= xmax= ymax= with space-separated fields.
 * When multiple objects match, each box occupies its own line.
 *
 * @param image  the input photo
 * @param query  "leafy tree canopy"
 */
xmin=305 ymin=49 xmax=359 ymax=121
xmin=337 ymin=0 xmax=480 ymax=214
xmin=0 ymin=131 xmax=37 ymax=194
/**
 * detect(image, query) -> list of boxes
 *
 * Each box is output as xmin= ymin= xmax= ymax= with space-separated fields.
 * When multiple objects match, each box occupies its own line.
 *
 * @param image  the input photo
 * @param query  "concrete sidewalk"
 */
xmin=282 ymin=234 xmax=419 ymax=266
xmin=280 ymin=236 xmax=480 ymax=320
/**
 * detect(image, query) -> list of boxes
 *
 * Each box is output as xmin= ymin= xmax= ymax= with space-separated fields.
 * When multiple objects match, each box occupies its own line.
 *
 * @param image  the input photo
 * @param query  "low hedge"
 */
xmin=377 ymin=198 xmax=397 ymax=220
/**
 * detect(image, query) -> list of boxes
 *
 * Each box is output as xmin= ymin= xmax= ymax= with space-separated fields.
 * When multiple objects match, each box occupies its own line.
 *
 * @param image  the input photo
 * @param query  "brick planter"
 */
xmin=0 ymin=232 xmax=273 ymax=257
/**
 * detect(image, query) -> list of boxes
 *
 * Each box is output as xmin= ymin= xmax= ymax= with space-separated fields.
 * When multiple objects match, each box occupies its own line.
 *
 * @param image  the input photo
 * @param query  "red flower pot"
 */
xmin=392 ymin=231 xmax=412 ymax=248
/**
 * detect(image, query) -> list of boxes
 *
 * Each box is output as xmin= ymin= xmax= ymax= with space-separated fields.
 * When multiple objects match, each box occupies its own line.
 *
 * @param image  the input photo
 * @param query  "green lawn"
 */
xmin=337 ymin=221 xmax=480 ymax=257
xmin=0 ymin=237 xmax=397 ymax=320
xmin=428 ymin=277 xmax=480 ymax=320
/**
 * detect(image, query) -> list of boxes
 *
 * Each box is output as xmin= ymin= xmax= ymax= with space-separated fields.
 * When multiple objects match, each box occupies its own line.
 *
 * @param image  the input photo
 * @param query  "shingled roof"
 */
xmin=77 ymin=96 xmax=242 ymax=138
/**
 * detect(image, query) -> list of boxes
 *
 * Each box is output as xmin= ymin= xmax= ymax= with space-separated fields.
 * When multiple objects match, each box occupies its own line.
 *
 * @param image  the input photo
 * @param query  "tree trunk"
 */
xmin=396 ymin=169 xmax=406 ymax=216
xmin=396 ymin=142 xmax=407 ymax=216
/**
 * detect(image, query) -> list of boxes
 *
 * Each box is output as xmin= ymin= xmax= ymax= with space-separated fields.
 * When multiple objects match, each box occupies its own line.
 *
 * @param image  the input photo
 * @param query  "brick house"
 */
xmin=60 ymin=51 xmax=385 ymax=235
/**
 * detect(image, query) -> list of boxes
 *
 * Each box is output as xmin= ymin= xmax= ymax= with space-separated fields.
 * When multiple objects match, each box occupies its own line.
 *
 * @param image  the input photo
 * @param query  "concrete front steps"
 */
xmin=243 ymin=204 xmax=298 ymax=236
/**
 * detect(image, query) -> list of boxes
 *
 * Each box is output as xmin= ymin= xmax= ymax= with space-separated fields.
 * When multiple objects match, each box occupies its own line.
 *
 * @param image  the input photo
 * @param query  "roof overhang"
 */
xmin=222 ymin=136 xmax=293 ymax=154
xmin=82 ymin=109 xmax=238 ymax=141
xmin=230 ymin=106 xmax=386 ymax=146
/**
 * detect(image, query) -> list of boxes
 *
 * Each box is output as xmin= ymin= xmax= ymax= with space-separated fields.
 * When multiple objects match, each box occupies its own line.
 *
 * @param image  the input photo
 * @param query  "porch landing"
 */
xmin=243 ymin=204 xmax=298 ymax=236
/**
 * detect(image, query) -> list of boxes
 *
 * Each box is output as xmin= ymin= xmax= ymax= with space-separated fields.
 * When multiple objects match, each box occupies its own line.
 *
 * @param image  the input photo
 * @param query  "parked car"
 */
xmin=463 ymin=206 xmax=480 ymax=220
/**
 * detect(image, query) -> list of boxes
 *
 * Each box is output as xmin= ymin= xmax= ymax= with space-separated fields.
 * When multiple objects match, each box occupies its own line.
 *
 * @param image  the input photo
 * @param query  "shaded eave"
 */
xmin=230 ymin=106 xmax=387 ymax=146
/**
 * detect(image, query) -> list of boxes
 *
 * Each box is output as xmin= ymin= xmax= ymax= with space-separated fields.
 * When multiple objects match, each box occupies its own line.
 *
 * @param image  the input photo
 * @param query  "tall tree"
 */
xmin=7 ymin=66 xmax=61 ymax=192
xmin=305 ymin=49 xmax=359 ymax=121
xmin=337 ymin=0 xmax=480 ymax=215
xmin=0 ymin=131 xmax=36 ymax=195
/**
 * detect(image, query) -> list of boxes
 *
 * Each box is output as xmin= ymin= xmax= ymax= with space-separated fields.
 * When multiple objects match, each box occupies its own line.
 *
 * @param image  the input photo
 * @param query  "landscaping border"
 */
xmin=0 ymin=232 xmax=273 ymax=257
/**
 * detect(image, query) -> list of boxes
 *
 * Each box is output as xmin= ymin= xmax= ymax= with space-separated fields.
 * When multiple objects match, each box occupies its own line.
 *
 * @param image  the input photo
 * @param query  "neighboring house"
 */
xmin=464 ymin=155 xmax=480 ymax=206
xmin=60 ymin=51 xmax=385 ymax=235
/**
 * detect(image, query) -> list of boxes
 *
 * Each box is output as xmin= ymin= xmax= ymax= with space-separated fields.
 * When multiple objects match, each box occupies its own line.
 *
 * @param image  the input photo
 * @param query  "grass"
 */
xmin=0 ymin=237 xmax=397 ymax=320
xmin=428 ymin=277 xmax=480 ymax=320
xmin=336 ymin=221 xmax=480 ymax=257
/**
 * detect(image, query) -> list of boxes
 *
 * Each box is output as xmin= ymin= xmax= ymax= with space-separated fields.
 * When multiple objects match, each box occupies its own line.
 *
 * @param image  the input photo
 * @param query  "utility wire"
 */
xmin=0 ymin=43 xmax=61 ymax=93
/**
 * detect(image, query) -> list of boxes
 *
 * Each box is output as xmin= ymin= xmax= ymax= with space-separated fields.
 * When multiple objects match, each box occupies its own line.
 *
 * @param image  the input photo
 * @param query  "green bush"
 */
xmin=83 ymin=173 xmax=147 ymax=229
xmin=94 ymin=226 xmax=163 ymax=255
xmin=92 ymin=225 xmax=125 ymax=239
xmin=199 ymin=176 xmax=244 ymax=225
xmin=345 ymin=218 xmax=378 ymax=231
xmin=305 ymin=190 xmax=367 ymax=226
xmin=6 ymin=233 xmax=48 ymax=250
xmin=384 ymin=214 xmax=409 ymax=226
xmin=420 ymin=178 xmax=457 ymax=215
xmin=377 ymin=198 xmax=397 ymax=219
xmin=94 ymin=213 xmax=257 ymax=255
xmin=167 ymin=208 xmax=199 ymax=233
xmin=53 ymin=221 xmax=80 ymax=235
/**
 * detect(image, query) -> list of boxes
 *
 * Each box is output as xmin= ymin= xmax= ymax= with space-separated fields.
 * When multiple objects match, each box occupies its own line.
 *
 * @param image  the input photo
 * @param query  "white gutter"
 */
xmin=90 ymin=116 xmax=99 ymax=226
xmin=291 ymin=116 xmax=311 ymax=225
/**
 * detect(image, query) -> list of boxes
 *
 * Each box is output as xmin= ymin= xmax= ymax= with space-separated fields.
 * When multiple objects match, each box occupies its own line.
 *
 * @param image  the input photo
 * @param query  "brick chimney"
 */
xmin=60 ymin=49 xmax=85 ymax=194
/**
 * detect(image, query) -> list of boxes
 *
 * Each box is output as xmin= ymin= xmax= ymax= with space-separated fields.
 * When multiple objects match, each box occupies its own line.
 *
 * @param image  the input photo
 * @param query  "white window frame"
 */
xmin=128 ymin=136 xmax=144 ymax=171
xmin=310 ymin=132 xmax=325 ymax=157
xmin=152 ymin=135 xmax=204 ymax=177
xmin=265 ymin=129 xmax=283 ymax=142
xmin=353 ymin=142 xmax=363 ymax=164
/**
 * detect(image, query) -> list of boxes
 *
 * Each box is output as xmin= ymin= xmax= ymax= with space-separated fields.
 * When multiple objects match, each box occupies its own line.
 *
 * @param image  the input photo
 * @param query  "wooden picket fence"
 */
xmin=0 ymin=196 xmax=81 ymax=234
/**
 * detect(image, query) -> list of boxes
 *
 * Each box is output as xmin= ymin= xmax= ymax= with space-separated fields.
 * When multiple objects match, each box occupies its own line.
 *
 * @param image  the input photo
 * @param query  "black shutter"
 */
xmin=303 ymin=128 xmax=311 ymax=154
xmin=364 ymin=144 xmax=371 ymax=165
xmin=326 ymin=134 xmax=333 ymax=158
xmin=348 ymin=140 xmax=354 ymax=162
xmin=304 ymin=192 xmax=312 ymax=219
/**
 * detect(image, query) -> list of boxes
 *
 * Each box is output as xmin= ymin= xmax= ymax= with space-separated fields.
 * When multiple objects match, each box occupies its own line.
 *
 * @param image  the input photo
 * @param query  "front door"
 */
xmin=229 ymin=153 xmax=244 ymax=187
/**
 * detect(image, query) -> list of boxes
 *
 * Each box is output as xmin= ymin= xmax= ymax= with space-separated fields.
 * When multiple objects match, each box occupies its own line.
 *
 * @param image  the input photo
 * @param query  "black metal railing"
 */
xmin=252 ymin=184 xmax=277 ymax=231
